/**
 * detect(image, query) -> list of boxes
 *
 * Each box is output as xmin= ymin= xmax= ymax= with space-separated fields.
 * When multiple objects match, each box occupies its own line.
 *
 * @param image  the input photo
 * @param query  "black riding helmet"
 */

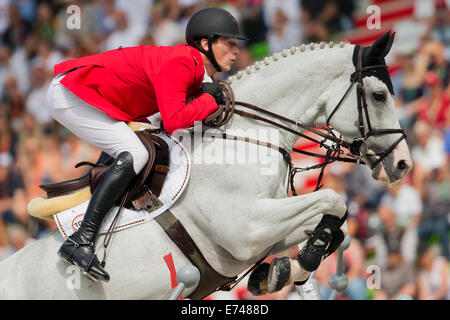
xmin=185 ymin=7 xmax=248 ymax=72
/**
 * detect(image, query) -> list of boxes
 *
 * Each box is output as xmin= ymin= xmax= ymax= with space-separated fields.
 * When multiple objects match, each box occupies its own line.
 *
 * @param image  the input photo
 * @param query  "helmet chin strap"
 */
xmin=193 ymin=37 xmax=222 ymax=73
xmin=206 ymin=37 xmax=222 ymax=73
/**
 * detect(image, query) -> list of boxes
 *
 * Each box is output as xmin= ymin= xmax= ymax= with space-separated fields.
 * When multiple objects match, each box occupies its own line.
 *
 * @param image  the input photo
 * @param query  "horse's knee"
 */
xmin=223 ymin=227 xmax=263 ymax=261
xmin=229 ymin=246 xmax=256 ymax=262
xmin=321 ymin=189 xmax=347 ymax=218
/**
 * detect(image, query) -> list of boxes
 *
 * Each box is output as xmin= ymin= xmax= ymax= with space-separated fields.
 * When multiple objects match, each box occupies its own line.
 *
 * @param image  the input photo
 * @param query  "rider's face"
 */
xmin=201 ymin=36 xmax=240 ymax=72
xmin=212 ymin=37 xmax=240 ymax=72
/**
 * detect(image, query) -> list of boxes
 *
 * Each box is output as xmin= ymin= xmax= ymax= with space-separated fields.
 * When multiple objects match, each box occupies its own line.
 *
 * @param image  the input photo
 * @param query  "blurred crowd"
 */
xmin=0 ymin=0 xmax=449 ymax=300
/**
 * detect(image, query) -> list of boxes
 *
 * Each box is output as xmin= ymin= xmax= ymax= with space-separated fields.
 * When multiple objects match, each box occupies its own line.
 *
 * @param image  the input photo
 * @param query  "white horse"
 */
xmin=0 ymin=32 xmax=412 ymax=299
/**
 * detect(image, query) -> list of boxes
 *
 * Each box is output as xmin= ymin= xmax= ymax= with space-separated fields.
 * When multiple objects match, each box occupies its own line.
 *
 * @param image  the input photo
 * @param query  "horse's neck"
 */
xmin=227 ymin=43 xmax=354 ymax=151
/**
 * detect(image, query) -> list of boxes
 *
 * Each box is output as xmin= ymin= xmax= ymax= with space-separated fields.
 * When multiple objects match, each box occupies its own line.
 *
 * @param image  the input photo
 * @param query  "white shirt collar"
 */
xmin=203 ymin=66 xmax=213 ymax=83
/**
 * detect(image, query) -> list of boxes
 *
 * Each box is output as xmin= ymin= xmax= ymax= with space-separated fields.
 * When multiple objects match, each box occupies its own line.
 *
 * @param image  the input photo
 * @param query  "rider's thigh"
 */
xmin=48 ymin=83 xmax=148 ymax=174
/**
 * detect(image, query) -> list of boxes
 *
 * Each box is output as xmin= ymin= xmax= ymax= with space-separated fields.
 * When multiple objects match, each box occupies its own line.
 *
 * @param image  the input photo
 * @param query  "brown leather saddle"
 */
xmin=39 ymin=130 xmax=170 ymax=210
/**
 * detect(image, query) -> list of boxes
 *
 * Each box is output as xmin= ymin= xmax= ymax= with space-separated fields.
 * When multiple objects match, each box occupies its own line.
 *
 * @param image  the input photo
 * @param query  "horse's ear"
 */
xmin=367 ymin=31 xmax=395 ymax=59
xmin=382 ymin=31 xmax=395 ymax=57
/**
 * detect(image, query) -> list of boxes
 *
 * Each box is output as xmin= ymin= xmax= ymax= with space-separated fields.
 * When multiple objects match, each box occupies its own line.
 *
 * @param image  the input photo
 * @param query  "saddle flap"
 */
xmin=39 ymin=172 xmax=90 ymax=198
xmin=126 ymin=131 xmax=170 ymax=209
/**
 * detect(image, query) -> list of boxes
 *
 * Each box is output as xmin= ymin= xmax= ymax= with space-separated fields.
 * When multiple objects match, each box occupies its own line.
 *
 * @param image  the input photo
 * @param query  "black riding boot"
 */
xmin=58 ymin=151 xmax=137 ymax=282
xmin=297 ymin=211 xmax=348 ymax=272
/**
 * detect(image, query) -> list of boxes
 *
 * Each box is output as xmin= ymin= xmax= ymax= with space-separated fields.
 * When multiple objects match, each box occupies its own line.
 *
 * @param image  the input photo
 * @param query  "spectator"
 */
xmin=103 ymin=9 xmax=145 ymax=51
xmin=0 ymin=0 xmax=10 ymax=38
xmin=392 ymin=48 xmax=425 ymax=105
xmin=411 ymin=120 xmax=446 ymax=195
xmin=425 ymin=40 xmax=450 ymax=89
xmin=266 ymin=8 xmax=302 ymax=54
xmin=263 ymin=0 xmax=302 ymax=52
xmin=373 ymin=205 xmax=406 ymax=268
xmin=343 ymin=161 xmax=385 ymax=210
xmin=379 ymin=179 xmax=422 ymax=264
xmin=380 ymin=179 xmax=423 ymax=229
xmin=25 ymin=64 xmax=53 ymax=126
xmin=58 ymin=127 xmax=100 ymax=179
xmin=14 ymin=0 xmax=36 ymax=25
xmin=315 ymin=215 xmax=368 ymax=300
xmin=263 ymin=0 xmax=301 ymax=32
xmin=33 ymin=2 xmax=54 ymax=43
xmin=416 ymin=71 xmax=449 ymax=130
xmin=234 ymin=45 xmax=253 ymax=71
xmin=7 ymin=34 xmax=35 ymax=95
xmin=235 ymin=3 xmax=266 ymax=60
xmin=53 ymin=0 xmax=100 ymax=54
xmin=373 ymin=231 xmax=417 ymax=300
xmin=0 ymin=223 xmax=31 ymax=260
xmin=391 ymin=45 xmax=426 ymax=131
xmin=3 ymin=75 xmax=26 ymax=130
xmin=421 ymin=0 xmax=450 ymax=61
xmin=31 ymin=40 xmax=64 ymax=77
xmin=0 ymin=42 xmax=32 ymax=99
xmin=0 ymin=105 xmax=18 ymax=161
xmin=149 ymin=2 xmax=183 ymax=47
xmin=0 ymin=45 xmax=12 ymax=99
xmin=1 ymin=3 xmax=32 ymax=50
xmin=15 ymin=135 xmax=43 ymax=195
xmin=138 ymin=32 xmax=156 ymax=46
xmin=0 ymin=152 xmax=16 ymax=215
xmin=0 ymin=150 xmax=28 ymax=235
xmin=416 ymin=242 xmax=450 ymax=300
xmin=0 ymin=210 xmax=8 ymax=256
xmin=417 ymin=163 xmax=450 ymax=260
xmin=114 ymin=0 xmax=153 ymax=38
xmin=301 ymin=0 xmax=352 ymax=42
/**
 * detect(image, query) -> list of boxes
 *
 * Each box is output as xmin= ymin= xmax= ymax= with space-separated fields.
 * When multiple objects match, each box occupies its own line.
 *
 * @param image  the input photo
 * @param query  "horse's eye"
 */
xmin=372 ymin=91 xmax=386 ymax=102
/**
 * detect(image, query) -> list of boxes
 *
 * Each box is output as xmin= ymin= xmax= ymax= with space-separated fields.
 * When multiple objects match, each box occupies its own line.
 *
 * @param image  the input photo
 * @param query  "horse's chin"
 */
xmin=371 ymin=161 xmax=396 ymax=185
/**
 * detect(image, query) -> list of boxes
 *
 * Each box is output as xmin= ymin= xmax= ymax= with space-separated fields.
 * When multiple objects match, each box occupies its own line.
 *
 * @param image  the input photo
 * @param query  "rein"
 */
xmin=207 ymin=45 xmax=406 ymax=195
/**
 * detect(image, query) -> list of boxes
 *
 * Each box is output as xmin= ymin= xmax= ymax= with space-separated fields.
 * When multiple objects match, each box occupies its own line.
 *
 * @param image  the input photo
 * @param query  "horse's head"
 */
xmin=326 ymin=31 xmax=412 ymax=184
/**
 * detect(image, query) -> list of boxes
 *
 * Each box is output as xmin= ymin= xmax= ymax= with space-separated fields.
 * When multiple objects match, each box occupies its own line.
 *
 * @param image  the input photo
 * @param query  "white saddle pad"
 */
xmin=54 ymin=131 xmax=190 ymax=238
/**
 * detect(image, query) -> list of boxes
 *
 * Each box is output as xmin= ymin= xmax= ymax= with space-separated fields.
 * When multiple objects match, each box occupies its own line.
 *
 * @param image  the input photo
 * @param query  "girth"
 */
xmin=154 ymin=209 xmax=237 ymax=300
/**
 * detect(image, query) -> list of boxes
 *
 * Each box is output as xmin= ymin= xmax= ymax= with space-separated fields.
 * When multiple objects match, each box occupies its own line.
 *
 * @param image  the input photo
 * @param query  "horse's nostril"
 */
xmin=397 ymin=160 xmax=408 ymax=171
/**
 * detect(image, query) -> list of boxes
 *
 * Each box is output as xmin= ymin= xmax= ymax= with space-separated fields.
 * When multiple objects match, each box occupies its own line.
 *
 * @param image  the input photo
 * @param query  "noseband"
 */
xmin=203 ymin=46 xmax=406 ymax=196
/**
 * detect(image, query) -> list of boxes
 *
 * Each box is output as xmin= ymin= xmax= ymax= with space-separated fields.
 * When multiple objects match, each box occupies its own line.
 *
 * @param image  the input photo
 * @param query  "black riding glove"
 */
xmin=201 ymin=82 xmax=225 ymax=105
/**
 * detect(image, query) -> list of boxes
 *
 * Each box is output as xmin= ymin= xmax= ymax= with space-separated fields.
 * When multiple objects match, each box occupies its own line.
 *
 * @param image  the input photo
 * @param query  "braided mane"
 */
xmin=228 ymin=41 xmax=351 ymax=84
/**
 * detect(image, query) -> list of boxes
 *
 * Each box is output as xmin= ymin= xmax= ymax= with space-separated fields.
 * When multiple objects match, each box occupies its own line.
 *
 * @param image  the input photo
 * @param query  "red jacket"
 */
xmin=54 ymin=44 xmax=218 ymax=133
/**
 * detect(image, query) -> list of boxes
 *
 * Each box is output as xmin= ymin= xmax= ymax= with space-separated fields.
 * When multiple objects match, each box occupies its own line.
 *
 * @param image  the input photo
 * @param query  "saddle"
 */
xmin=39 ymin=130 xmax=170 ymax=211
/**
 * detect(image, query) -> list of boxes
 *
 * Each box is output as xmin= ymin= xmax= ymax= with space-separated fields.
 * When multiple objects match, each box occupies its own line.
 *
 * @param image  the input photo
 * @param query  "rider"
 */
xmin=47 ymin=7 xmax=247 ymax=282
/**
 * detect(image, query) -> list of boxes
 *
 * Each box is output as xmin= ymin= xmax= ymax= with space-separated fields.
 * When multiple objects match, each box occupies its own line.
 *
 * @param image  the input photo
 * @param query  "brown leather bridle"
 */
xmin=202 ymin=46 xmax=406 ymax=196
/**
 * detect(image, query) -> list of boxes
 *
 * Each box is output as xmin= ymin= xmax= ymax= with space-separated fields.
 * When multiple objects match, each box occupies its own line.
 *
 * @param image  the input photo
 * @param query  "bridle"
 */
xmin=327 ymin=46 xmax=406 ymax=170
xmin=187 ymin=45 xmax=408 ymax=293
xmin=201 ymin=46 xmax=406 ymax=196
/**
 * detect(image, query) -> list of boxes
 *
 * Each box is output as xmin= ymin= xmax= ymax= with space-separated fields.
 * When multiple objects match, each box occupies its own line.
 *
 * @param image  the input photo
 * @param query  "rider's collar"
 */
xmin=203 ymin=66 xmax=214 ymax=83
xmin=350 ymin=44 xmax=394 ymax=96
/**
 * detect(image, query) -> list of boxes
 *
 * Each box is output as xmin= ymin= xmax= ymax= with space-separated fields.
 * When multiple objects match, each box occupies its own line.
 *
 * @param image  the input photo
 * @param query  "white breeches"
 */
xmin=46 ymin=74 xmax=149 ymax=174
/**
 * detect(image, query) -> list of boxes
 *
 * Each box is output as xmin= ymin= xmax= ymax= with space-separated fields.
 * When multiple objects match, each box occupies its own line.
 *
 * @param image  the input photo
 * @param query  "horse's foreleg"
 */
xmin=270 ymin=218 xmax=349 ymax=255
xmin=272 ymin=219 xmax=349 ymax=283
xmin=249 ymin=219 xmax=349 ymax=296
xmin=244 ymin=189 xmax=347 ymax=295
xmin=225 ymin=188 xmax=346 ymax=262
xmin=250 ymin=188 xmax=346 ymax=255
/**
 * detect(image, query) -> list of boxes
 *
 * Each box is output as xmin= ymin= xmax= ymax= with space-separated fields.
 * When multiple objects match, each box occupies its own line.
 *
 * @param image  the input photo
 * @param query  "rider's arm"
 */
xmin=153 ymin=55 xmax=219 ymax=134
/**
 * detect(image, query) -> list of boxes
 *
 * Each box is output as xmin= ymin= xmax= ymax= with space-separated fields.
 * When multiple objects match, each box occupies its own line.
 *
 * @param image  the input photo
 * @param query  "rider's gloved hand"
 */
xmin=201 ymin=82 xmax=225 ymax=105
